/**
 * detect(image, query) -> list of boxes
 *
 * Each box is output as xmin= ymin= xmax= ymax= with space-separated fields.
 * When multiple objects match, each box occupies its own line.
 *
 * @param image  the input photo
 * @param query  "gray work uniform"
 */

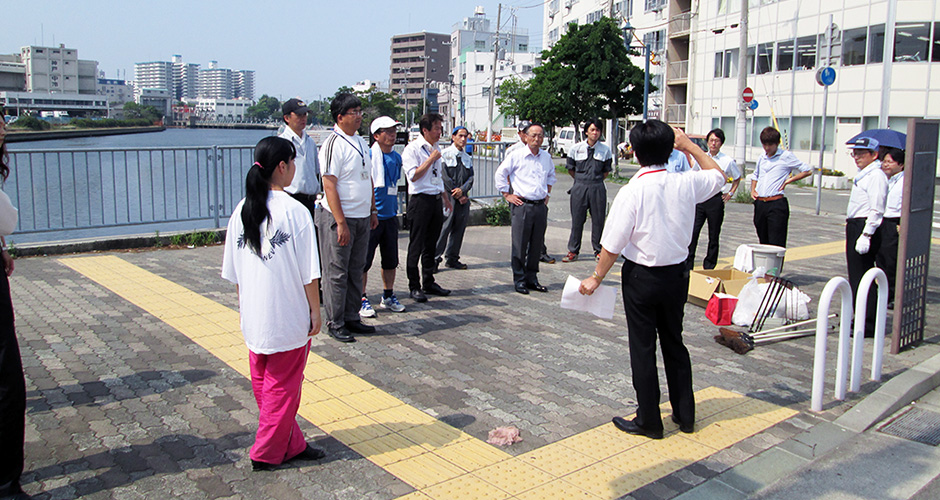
xmin=436 ymin=145 xmax=474 ymax=264
xmin=566 ymin=140 xmax=612 ymax=256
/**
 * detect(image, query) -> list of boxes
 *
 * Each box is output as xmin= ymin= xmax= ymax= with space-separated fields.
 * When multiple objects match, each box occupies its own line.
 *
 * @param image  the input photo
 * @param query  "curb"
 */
xmin=675 ymin=351 xmax=940 ymax=499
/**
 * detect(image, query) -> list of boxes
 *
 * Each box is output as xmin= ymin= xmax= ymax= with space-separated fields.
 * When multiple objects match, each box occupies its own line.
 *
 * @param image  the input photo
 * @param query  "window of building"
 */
xmin=643 ymin=30 xmax=665 ymax=54
xmin=645 ymin=0 xmax=666 ymax=12
xmin=522 ymin=65 xmax=533 ymax=72
xmin=475 ymin=40 xmax=486 ymax=50
xmin=714 ymin=52 xmax=724 ymax=77
xmin=756 ymin=43 xmax=774 ymax=74
xmin=746 ymin=46 xmax=756 ymax=74
xmin=482 ymin=86 xmax=490 ymax=97
xmin=586 ymin=10 xmax=604 ymax=23
xmin=894 ymin=22 xmax=930 ymax=62
xmin=723 ymin=48 xmax=739 ymax=77
xmin=868 ymin=24 xmax=885 ymax=63
xmin=476 ymin=64 xmax=485 ymax=72
xmin=777 ymin=41 xmax=794 ymax=71
xmin=519 ymin=43 xmax=528 ymax=52
xmin=842 ymin=27 xmax=867 ymax=66
xmin=796 ymin=35 xmax=817 ymax=70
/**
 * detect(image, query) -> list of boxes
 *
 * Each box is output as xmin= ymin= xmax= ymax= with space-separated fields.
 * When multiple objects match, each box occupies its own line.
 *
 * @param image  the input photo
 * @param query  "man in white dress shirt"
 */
xmin=495 ymin=123 xmax=556 ymax=294
xmin=279 ymin=99 xmax=320 ymax=213
xmin=750 ymin=127 xmax=813 ymax=248
xmin=687 ymin=128 xmax=741 ymax=270
xmin=845 ymin=137 xmax=888 ymax=336
xmin=508 ymin=120 xmax=555 ymax=264
xmin=402 ymin=113 xmax=453 ymax=303
xmin=579 ymin=120 xmax=725 ymax=439
xmin=876 ymin=147 xmax=904 ymax=308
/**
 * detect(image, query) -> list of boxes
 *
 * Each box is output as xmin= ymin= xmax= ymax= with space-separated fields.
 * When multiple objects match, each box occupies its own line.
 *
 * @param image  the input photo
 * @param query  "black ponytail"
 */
xmin=241 ymin=136 xmax=295 ymax=255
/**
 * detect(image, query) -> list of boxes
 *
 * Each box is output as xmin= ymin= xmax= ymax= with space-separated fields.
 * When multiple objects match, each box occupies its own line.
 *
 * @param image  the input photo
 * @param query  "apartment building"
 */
xmin=389 ymin=31 xmax=449 ymax=120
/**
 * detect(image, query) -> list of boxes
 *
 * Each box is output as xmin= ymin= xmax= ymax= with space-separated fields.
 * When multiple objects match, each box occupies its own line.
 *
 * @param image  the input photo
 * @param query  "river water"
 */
xmin=6 ymin=128 xmax=278 ymax=246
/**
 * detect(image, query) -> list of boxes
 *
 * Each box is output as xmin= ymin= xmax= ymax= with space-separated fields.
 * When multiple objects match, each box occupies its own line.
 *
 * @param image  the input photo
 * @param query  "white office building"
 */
xmin=451 ymin=6 xmax=537 ymax=134
xmin=134 ymin=61 xmax=174 ymax=95
xmin=689 ymin=0 xmax=940 ymax=175
xmin=234 ymin=70 xmax=255 ymax=100
xmin=191 ymin=97 xmax=252 ymax=122
xmin=172 ymin=55 xmax=200 ymax=100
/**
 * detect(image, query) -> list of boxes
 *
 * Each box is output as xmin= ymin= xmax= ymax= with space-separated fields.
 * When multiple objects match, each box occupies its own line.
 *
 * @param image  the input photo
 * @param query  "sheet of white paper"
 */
xmin=560 ymin=275 xmax=617 ymax=319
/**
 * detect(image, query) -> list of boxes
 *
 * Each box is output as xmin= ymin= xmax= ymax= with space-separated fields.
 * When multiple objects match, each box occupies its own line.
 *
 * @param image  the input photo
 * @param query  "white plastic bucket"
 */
xmin=749 ymin=244 xmax=786 ymax=275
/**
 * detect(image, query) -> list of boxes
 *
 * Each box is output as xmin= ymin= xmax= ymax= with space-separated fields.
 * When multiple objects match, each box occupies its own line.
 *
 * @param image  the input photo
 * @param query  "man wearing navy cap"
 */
xmin=435 ymin=126 xmax=474 ymax=270
xmin=279 ymin=98 xmax=321 ymax=213
xmin=845 ymin=136 xmax=888 ymax=336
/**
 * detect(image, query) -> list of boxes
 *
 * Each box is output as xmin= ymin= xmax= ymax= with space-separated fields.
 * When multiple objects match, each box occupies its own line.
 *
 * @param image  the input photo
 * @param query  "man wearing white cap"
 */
xmin=845 ymin=136 xmax=888 ymax=336
xmin=361 ymin=116 xmax=407 ymax=316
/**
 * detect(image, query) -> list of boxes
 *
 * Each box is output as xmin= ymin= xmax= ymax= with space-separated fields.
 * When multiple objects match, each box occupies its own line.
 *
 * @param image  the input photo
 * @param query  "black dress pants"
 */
xmin=621 ymin=259 xmax=694 ymax=432
xmin=687 ymin=193 xmax=724 ymax=270
xmin=753 ymin=197 xmax=789 ymax=247
xmin=875 ymin=217 xmax=900 ymax=301
xmin=846 ymin=218 xmax=883 ymax=334
xmin=0 ymin=272 xmax=25 ymax=494
xmin=406 ymin=193 xmax=444 ymax=291
xmin=510 ymin=201 xmax=547 ymax=286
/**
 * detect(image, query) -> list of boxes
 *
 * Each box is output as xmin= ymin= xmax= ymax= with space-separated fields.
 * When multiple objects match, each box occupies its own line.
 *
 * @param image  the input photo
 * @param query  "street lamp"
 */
xmin=622 ymin=22 xmax=651 ymax=122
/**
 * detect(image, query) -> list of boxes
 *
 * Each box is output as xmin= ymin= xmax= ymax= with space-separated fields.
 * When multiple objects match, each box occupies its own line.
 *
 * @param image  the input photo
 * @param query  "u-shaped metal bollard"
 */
xmin=851 ymin=267 xmax=889 ymax=392
xmin=811 ymin=277 xmax=853 ymax=412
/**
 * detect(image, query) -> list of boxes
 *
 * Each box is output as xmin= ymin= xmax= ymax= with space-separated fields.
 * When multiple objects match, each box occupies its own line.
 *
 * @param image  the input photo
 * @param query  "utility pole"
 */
xmin=879 ymin=0 xmax=897 ymax=128
xmin=734 ymin=0 xmax=748 ymax=172
xmin=486 ymin=3 xmax=502 ymax=142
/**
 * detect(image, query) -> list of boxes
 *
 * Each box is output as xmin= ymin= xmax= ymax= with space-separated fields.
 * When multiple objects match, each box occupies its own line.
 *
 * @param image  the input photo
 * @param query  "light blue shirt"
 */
xmin=754 ymin=148 xmax=811 ymax=197
xmin=666 ymin=149 xmax=691 ymax=173
xmin=279 ymin=126 xmax=321 ymax=197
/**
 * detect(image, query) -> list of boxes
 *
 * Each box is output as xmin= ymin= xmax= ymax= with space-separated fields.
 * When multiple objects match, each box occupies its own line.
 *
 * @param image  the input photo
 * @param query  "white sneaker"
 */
xmin=360 ymin=296 xmax=376 ymax=318
xmin=379 ymin=294 xmax=406 ymax=313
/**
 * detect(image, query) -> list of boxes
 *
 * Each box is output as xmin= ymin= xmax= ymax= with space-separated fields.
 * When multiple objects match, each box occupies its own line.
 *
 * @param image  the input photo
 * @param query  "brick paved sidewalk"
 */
xmin=12 ymin=189 xmax=940 ymax=499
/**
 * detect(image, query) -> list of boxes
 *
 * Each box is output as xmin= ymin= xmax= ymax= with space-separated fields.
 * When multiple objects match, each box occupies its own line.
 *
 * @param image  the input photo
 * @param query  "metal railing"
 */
xmin=669 ymin=12 xmax=692 ymax=35
xmin=668 ymin=60 xmax=689 ymax=81
xmin=6 ymin=142 xmax=508 ymax=238
xmin=665 ymin=104 xmax=688 ymax=124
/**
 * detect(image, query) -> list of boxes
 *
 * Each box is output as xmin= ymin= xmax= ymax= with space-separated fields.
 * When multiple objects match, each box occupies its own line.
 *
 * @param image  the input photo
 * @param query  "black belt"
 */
xmin=412 ymin=192 xmax=441 ymax=198
xmin=520 ymin=198 xmax=545 ymax=205
xmin=290 ymin=192 xmax=318 ymax=203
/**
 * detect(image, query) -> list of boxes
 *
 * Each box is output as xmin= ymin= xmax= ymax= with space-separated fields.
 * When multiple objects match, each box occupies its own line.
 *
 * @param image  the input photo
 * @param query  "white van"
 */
xmin=553 ymin=126 xmax=577 ymax=156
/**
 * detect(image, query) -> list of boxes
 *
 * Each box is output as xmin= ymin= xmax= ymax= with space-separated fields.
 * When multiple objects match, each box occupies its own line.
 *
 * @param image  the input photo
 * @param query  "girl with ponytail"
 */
xmin=222 ymin=136 xmax=326 ymax=471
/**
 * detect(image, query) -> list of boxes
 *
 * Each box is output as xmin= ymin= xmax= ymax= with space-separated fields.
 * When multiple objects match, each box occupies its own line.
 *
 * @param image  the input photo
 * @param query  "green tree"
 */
xmin=358 ymin=90 xmax=404 ymax=135
xmin=507 ymin=17 xmax=650 ymax=147
xmin=246 ymin=94 xmax=281 ymax=122
xmin=495 ymin=77 xmax=528 ymax=124
xmin=123 ymin=102 xmax=163 ymax=121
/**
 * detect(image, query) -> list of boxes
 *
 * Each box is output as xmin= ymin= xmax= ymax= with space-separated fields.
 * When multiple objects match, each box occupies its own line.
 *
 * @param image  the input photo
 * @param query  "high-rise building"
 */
xmin=198 ymin=61 xmax=233 ymax=99
xmin=172 ymin=55 xmax=200 ymax=101
xmin=389 ymin=31 xmax=449 ymax=120
xmin=234 ymin=70 xmax=255 ymax=100
xmin=134 ymin=61 xmax=174 ymax=95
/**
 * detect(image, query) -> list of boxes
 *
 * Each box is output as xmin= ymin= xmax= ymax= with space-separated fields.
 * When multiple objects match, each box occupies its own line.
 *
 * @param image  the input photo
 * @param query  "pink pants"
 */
xmin=248 ymin=341 xmax=310 ymax=464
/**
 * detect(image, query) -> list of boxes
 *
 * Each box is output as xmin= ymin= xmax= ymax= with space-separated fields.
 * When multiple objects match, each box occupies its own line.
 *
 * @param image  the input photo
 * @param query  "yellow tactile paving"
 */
xmin=61 ymin=255 xmax=802 ymax=500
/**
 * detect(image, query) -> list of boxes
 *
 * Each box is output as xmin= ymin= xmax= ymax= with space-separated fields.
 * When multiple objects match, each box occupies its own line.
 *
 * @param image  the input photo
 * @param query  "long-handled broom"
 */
xmin=715 ymin=314 xmax=836 ymax=354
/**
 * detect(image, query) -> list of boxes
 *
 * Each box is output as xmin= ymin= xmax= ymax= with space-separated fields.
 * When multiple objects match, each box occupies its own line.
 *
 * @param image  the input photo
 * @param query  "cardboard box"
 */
xmin=688 ymin=269 xmax=759 ymax=307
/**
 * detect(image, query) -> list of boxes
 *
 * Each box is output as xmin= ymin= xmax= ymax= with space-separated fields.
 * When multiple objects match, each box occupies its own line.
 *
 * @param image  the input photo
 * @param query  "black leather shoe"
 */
xmin=446 ymin=260 xmax=468 ymax=270
xmin=525 ymin=282 xmax=548 ymax=293
xmin=251 ymin=459 xmax=278 ymax=471
xmin=424 ymin=283 xmax=451 ymax=296
xmin=346 ymin=320 xmax=376 ymax=334
xmin=540 ymin=253 xmax=556 ymax=264
xmin=671 ymin=414 xmax=694 ymax=434
xmin=291 ymin=443 xmax=326 ymax=462
xmin=410 ymin=289 xmax=428 ymax=303
xmin=327 ymin=326 xmax=356 ymax=343
xmin=612 ymin=416 xmax=663 ymax=439
xmin=432 ymin=257 xmax=442 ymax=274
xmin=514 ymin=283 xmax=529 ymax=294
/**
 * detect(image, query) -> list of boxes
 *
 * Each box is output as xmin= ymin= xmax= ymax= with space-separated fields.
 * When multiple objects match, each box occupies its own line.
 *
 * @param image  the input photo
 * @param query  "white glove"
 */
xmin=855 ymin=234 xmax=870 ymax=254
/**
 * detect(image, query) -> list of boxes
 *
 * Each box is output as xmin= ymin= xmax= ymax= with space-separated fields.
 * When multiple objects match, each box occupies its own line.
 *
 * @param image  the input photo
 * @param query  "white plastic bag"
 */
xmin=775 ymin=286 xmax=811 ymax=321
xmin=731 ymin=277 xmax=766 ymax=326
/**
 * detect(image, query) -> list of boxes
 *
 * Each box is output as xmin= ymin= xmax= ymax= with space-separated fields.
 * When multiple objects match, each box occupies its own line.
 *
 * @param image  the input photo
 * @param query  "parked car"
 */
xmin=553 ymin=126 xmax=577 ymax=156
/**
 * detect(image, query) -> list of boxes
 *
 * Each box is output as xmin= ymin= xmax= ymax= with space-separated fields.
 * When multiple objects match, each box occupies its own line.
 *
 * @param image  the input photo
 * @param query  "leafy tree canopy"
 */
xmin=245 ymin=94 xmax=281 ymax=122
xmin=123 ymin=102 xmax=163 ymax=121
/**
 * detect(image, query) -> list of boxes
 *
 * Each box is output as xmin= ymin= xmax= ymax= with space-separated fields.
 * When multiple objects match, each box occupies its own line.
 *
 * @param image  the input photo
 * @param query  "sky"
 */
xmin=5 ymin=0 xmax=547 ymax=103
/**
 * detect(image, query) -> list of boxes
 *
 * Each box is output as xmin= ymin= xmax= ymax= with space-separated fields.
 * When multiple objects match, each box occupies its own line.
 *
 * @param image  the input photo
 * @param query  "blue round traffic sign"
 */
xmin=816 ymin=67 xmax=836 ymax=86
xmin=749 ymin=100 xmax=759 ymax=110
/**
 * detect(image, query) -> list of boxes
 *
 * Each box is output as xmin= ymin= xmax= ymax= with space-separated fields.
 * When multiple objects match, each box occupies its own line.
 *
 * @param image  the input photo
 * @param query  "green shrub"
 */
xmin=730 ymin=189 xmax=754 ymax=204
xmin=9 ymin=115 xmax=51 ymax=131
xmin=819 ymin=168 xmax=844 ymax=177
xmin=69 ymin=118 xmax=153 ymax=128
xmin=483 ymin=200 xmax=511 ymax=226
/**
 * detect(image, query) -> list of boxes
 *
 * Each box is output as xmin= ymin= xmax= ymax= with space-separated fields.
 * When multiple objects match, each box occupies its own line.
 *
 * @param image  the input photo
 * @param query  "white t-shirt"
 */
xmin=318 ymin=127 xmax=373 ymax=218
xmin=693 ymin=151 xmax=741 ymax=194
xmin=402 ymin=135 xmax=445 ymax=195
xmin=222 ymin=190 xmax=320 ymax=354
xmin=601 ymin=166 xmax=725 ymax=266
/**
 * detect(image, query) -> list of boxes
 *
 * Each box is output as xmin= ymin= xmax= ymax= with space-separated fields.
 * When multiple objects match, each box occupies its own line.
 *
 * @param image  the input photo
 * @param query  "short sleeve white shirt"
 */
xmin=697 ymin=151 xmax=742 ymax=194
xmin=402 ymin=136 xmax=445 ymax=195
xmin=279 ymin=127 xmax=321 ymax=197
xmin=221 ymin=191 xmax=320 ymax=354
xmin=601 ymin=166 xmax=725 ymax=266
xmin=754 ymin=149 xmax=811 ymax=197
xmin=494 ymin=146 xmax=556 ymax=200
xmin=885 ymin=171 xmax=904 ymax=218
xmin=318 ymin=127 xmax=373 ymax=218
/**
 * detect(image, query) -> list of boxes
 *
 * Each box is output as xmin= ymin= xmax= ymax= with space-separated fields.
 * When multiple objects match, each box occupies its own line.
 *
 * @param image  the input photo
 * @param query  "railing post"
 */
xmin=850 ymin=267 xmax=889 ymax=392
xmin=212 ymin=145 xmax=220 ymax=229
xmin=812 ymin=277 xmax=853 ymax=412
